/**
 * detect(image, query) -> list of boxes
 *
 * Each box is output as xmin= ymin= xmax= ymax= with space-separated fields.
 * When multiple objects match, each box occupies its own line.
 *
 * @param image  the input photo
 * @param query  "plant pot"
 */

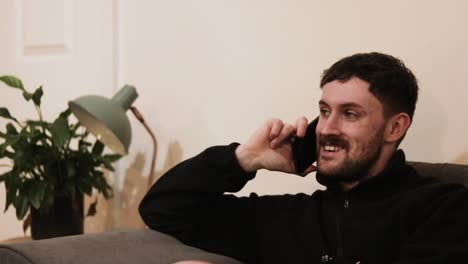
xmin=30 ymin=193 xmax=84 ymax=240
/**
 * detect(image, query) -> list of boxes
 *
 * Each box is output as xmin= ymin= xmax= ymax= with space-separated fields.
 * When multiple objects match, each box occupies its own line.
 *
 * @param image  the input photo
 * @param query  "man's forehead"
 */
xmin=319 ymin=78 xmax=382 ymax=110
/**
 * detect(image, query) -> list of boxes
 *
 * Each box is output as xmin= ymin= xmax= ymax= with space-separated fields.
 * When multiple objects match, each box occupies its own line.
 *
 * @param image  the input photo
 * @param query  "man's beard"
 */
xmin=316 ymin=128 xmax=384 ymax=183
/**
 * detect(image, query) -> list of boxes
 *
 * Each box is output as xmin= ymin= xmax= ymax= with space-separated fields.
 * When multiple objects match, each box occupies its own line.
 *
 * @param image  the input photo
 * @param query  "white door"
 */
xmin=0 ymin=0 xmax=117 ymax=240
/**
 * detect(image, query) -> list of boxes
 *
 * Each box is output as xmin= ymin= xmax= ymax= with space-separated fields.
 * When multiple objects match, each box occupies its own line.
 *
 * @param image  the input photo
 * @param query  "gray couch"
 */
xmin=0 ymin=229 xmax=242 ymax=264
xmin=1 ymin=162 xmax=467 ymax=264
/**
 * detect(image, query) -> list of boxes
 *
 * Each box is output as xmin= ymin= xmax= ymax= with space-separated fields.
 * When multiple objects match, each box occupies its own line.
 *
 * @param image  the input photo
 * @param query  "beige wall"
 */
xmin=1 ymin=0 xmax=468 ymax=239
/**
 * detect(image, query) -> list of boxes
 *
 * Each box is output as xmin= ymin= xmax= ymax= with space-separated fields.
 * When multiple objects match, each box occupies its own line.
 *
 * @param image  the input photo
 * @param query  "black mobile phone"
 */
xmin=292 ymin=117 xmax=318 ymax=174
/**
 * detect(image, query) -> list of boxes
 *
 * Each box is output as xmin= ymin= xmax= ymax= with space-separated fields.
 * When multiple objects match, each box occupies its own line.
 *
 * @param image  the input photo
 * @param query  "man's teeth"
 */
xmin=324 ymin=145 xmax=342 ymax=152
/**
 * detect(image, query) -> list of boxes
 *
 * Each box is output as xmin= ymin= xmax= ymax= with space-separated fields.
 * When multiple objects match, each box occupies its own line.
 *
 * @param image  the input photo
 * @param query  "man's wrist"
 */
xmin=235 ymin=145 xmax=260 ymax=173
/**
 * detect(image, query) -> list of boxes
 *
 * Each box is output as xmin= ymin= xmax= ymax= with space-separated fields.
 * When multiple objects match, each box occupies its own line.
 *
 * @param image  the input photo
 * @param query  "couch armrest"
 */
xmin=0 ymin=229 xmax=242 ymax=264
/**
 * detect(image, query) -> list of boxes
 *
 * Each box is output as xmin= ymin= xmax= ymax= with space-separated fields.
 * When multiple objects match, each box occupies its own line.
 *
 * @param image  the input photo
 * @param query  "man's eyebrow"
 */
xmin=318 ymin=100 xmax=329 ymax=106
xmin=318 ymin=100 xmax=366 ymax=110
xmin=339 ymin=102 xmax=366 ymax=110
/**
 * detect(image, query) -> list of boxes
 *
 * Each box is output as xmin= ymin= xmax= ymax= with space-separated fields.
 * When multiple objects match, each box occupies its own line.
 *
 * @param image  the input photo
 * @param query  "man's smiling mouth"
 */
xmin=323 ymin=144 xmax=343 ymax=152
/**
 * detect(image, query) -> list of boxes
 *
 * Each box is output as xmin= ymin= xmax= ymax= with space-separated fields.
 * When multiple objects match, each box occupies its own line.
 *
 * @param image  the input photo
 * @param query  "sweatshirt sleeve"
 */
xmin=139 ymin=143 xmax=258 ymax=262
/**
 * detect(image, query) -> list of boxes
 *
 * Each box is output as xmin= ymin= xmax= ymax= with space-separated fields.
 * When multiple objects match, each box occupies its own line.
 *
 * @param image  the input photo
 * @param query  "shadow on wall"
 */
xmin=452 ymin=152 xmax=468 ymax=165
xmin=84 ymin=141 xmax=184 ymax=233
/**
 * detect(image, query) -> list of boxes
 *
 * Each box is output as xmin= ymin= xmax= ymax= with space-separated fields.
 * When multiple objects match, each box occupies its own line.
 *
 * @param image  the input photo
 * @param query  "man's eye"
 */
xmin=344 ymin=111 xmax=358 ymax=119
xmin=320 ymin=109 xmax=330 ymax=117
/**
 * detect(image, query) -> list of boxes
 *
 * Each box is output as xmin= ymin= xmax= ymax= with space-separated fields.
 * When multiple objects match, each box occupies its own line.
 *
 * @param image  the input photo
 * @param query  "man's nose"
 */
xmin=318 ymin=115 xmax=341 ymax=136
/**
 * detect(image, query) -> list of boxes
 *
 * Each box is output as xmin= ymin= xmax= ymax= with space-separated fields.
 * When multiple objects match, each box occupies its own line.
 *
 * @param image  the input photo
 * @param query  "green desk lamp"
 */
xmin=68 ymin=85 xmax=158 ymax=189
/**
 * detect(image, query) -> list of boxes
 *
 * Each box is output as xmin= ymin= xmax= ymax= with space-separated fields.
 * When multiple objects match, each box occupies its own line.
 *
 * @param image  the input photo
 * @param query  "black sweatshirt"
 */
xmin=139 ymin=143 xmax=468 ymax=264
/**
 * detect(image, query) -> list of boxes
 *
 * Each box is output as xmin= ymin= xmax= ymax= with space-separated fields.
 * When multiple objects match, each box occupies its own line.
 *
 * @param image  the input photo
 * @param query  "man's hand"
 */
xmin=235 ymin=117 xmax=316 ymax=176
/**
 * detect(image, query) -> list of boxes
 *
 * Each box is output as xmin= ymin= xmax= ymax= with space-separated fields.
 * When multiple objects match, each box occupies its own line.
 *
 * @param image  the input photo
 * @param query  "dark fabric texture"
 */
xmin=0 ymin=229 xmax=242 ymax=264
xmin=139 ymin=143 xmax=468 ymax=264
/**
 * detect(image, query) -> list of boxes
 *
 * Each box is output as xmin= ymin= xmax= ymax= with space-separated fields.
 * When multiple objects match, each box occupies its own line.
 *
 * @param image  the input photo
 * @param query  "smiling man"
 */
xmin=140 ymin=53 xmax=468 ymax=263
xmin=314 ymin=55 xmax=415 ymax=191
xmin=317 ymin=77 xmax=393 ymax=189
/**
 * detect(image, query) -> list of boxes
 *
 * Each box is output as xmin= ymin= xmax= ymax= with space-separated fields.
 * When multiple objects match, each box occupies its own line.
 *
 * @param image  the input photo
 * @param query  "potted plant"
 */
xmin=0 ymin=76 xmax=121 ymax=239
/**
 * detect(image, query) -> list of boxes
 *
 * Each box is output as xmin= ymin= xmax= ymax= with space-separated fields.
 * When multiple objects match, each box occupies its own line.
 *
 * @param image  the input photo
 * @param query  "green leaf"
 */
xmin=86 ymin=198 xmax=98 ymax=217
xmin=92 ymin=140 xmax=104 ymax=155
xmin=97 ymin=154 xmax=121 ymax=172
xmin=4 ymin=170 xmax=19 ymax=213
xmin=2 ymin=150 xmax=14 ymax=159
xmin=28 ymin=181 xmax=47 ymax=210
xmin=32 ymin=86 xmax=43 ymax=106
xmin=6 ymin=123 xmax=18 ymax=135
xmin=59 ymin=108 xmax=71 ymax=119
xmin=99 ymin=157 xmax=115 ymax=171
xmin=5 ymin=188 xmax=16 ymax=213
xmin=93 ymin=171 xmax=113 ymax=199
xmin=77 ymin=178 xmax=93 ymax=195
xmin=50 ymin=116 xmax=71 ymax=147
xmin=0 ymin=134 xmax=21 ymax=153
xmin=26 ymin=128 xmax=46 ymax=145
xmin=26 ymin=120 xmax=49 ymax=127
xmin=15 ymin=195 xmax=29 ymax=220
xmin=0 ymin=151 xmax=15 ymax=159
xmin=103 ymin=154 xmax=122 ymax=163
xmin=23 ymin=212 xmax=31 ymax=233
xmin=78 ymin=139 xmax=92 ymax=149
xmin=0 ymin=76 xmax=24 ymax=90
xmin=0 ymin=107 xmax=18 ymax=122
xmin=22 ymin=91 xmax=34 ymax=101
xmin=96 ymin=174 xmax=113 ymax=198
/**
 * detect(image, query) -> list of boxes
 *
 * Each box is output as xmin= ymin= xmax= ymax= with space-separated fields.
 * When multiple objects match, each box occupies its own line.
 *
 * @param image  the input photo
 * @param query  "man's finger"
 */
xmin=268 ymin=119 xmax=284 ymax=140
xmin=270 ymin=123 xmax=296 ymax=148
xmin=295 ymin=116 xmax=309 ymax=137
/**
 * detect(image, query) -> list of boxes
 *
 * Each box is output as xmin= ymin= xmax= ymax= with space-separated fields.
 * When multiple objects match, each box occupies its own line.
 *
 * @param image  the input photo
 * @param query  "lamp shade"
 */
xmin=68 ymin=85 xmax=138 ymax=155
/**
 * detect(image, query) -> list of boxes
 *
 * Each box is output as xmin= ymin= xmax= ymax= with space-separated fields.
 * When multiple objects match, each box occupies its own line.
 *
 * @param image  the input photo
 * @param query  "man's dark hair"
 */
xmin=320 ymin=52 xmax=419 ymax=120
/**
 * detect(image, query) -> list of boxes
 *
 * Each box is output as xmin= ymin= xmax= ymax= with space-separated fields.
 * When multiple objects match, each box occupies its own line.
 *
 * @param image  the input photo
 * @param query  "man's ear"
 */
xmin=384 ymin=113 xmax=411 ymax=143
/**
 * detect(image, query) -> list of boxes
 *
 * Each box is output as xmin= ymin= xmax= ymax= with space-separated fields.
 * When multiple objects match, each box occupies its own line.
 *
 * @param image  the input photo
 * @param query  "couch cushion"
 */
xmin=0 ymin=229 xmax=242 ymax=264
xmin=409 ymin=161 xmax=468 ymax=188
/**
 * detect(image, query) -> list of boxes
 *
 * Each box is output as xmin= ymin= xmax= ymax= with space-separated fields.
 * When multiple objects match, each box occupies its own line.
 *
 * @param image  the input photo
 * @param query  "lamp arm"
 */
xmin=130 ymin=106 xmax=158 ymax=189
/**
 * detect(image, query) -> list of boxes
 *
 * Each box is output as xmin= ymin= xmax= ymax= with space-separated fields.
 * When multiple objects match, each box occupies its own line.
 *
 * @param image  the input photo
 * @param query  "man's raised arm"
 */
xmin=138 ymin=117 xmax=313 ymax=261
